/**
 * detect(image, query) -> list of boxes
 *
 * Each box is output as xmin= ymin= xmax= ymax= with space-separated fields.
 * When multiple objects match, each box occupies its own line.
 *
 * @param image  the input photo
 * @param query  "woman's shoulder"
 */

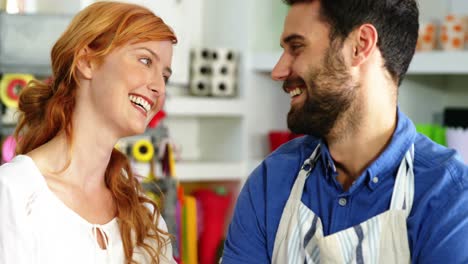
xmin=0 ymin=155 xmax=44 ymax=194
xmin=142 ymin=201 xmax=168 ymax=230
xmin=132 ymin=202 xmax=175 ymax=263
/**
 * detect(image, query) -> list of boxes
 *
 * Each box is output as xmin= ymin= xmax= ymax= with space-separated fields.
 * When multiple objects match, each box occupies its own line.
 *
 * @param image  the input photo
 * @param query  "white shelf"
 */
xmin=176 ymin=161 xmax=245 ymax=182
xmin=252 ymin=51 xmax=468 ymax=75
xmin=0 ymin=63 xmax=52 ymax=76
xmin=164 ymin=96 xmax=245 ymax=117
xmin=408 ymin=51 xmax=468 ymax=74
xmin=132 ymin=161 xmax=245 ymax=182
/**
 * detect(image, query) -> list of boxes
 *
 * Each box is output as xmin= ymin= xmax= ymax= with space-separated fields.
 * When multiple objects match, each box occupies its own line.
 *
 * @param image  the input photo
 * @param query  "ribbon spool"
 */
xmin=132 ymin=139 xmax=155 ymax=162
xmin=2 ymin=135 xmax=17 ymax=163
xmin=0 ymin=74 xmax=34 ymax=108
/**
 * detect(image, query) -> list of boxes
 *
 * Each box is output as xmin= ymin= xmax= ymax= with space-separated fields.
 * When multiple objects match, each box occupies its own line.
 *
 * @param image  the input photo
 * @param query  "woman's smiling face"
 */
xmin=84 ymin=40 xmax=173 ymax=137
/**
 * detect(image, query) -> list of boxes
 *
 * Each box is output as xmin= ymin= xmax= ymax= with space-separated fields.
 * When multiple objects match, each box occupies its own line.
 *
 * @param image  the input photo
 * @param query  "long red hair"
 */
xmin=15 ymin=2 xmax=177 ymax=263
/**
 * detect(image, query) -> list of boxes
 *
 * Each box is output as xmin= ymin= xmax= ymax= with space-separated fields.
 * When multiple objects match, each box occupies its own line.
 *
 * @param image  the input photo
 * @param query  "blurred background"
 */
xmin=0 ymin=0 xmax=467 ymax=263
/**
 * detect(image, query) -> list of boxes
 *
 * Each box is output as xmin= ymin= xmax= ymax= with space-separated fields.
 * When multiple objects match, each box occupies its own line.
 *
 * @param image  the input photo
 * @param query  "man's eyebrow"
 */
xmin=280 ymin=34 xmax=306 ymax=48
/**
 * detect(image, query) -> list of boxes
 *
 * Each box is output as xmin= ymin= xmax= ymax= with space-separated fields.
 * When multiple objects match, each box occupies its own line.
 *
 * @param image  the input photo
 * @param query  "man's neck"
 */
xmin=327 ymin=102 xmax=397 ymax=191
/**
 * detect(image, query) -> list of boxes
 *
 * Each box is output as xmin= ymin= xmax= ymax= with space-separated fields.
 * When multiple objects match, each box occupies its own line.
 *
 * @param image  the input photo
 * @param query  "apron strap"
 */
xmin=289 ymin=144 xmax=321 ymax=201
xmin=389 ymin=144 xmax=415 ymax=215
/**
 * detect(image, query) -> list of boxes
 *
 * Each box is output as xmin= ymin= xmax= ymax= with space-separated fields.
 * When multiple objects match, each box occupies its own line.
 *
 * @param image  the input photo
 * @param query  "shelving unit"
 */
xmin=0 ymin=12 xmax=71 ymax=76
xmin=176 ymin=161 xmax=245 ymax=182
xmin=165 ymin=96 xmax=245 ymax=117
xmin=0 ymin=64 xmax=52 ymax=77
xmin=158 ymin=0 xmax=253 ymax=183
xmin=408 ymin=51 xmax=468 ymax=74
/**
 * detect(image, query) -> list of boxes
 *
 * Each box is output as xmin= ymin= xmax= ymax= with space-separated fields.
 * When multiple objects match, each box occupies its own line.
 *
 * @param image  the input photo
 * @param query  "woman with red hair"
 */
xmin=0 ymin=1 xmax=177 ymax=263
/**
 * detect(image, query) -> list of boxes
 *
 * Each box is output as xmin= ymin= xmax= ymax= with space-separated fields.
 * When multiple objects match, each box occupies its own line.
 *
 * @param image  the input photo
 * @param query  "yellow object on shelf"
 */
xmin=0 ymin=73 xmax=34 ymax=108
xmin=167 ymin=143 xmax=176 ymax=177
xmin=132 ymin=139 xmax=154 ymax=162
xmin=183 ymin=195 xmax=198 ymax=264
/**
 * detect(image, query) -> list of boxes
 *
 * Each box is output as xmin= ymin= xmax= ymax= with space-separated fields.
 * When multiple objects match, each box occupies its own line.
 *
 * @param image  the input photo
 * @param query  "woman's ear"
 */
xmin=76 ymin=46 xmax=94 ymax=80
xmin=350 ymin=23 xmax=378 ymax=67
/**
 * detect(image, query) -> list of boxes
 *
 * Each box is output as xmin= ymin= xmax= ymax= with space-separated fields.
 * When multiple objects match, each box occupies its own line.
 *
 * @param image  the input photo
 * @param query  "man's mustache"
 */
xmin=282 ymin=77 xmax=307 ymax=93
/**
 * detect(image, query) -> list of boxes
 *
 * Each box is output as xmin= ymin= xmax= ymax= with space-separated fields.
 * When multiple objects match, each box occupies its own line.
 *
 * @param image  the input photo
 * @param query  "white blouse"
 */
xmin=0 ymin=155 xmax=175 ymax=264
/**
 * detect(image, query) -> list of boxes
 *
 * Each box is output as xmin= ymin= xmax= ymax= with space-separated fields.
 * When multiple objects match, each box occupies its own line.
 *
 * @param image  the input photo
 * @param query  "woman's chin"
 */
xmin=120 ymin=125 xmax=146 ymax=138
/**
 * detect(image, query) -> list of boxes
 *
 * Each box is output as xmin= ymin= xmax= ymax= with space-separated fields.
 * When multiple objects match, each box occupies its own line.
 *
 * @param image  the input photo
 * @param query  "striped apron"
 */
xmin=272 ymin=144 xmax=414 ymax=263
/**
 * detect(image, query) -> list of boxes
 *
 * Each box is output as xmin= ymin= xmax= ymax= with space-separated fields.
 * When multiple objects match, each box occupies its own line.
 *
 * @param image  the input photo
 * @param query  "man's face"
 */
xmin=272 ymin=1 xmax=360 ymax=138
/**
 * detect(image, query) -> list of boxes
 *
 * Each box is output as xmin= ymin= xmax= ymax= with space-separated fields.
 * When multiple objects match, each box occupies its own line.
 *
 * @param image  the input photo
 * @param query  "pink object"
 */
xmin=2 ymin=136 xmax=17 ymax=162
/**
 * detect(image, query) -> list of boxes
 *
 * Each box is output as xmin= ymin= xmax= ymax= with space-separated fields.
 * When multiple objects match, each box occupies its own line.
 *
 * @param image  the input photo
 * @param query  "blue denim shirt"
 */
xmin=223 ymin=109 xmax=468 ymax=263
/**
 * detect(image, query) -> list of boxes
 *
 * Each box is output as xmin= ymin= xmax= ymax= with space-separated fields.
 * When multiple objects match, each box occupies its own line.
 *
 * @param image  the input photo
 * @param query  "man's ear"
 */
xmin=350 ymin=24 xmax=378 ymax=67
xmin=76 ymin=46 xmax=94 ymax=80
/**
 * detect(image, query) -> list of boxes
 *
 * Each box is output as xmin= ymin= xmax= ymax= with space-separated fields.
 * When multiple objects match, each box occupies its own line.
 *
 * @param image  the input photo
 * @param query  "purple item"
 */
xmin=2 ymin=136 xmax=17 ymax=163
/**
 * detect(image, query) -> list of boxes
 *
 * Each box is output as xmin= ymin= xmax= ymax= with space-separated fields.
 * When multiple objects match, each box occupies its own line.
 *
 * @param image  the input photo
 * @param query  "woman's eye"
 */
xmin=139 ymin=57 xmax=152 ymax=66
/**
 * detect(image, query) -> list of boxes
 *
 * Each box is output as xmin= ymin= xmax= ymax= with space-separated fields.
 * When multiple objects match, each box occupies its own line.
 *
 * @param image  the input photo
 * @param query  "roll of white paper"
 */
xmin=211 ymin=61 xmax=237 ymax=78
xmin=190 ymin=47 xmax=213 ymax=63
xmin=440 ymin=15 xmax=466 ymax=51
xmin=190 ymin=75 xmax=211 ymax=96
xmin=190 ymin=60 xmax=213 ymax=77
xmin=446 ymin=127 xmax=468 ymax=163
xmin=211 ymin=76 xmax=236 ymax=97
xmin=417 ymin=21 xmax=437 ymax=51
xmin=211 ymin=48 xmax=238 ymax=64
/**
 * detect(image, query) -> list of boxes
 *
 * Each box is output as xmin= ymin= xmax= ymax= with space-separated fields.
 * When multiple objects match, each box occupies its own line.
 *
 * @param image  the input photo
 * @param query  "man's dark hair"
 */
xmin=283 ymin=0 xmax=419 ymax=86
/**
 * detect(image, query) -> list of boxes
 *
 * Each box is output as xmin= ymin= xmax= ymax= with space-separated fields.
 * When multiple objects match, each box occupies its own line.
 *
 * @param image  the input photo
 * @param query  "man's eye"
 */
xmin=164 ymin=76 xmax=169 ymax=84
xmin=290 ymin=44 xmax=303 ymax=52
xmin=139 ymin=57 xmax=152 ymax=66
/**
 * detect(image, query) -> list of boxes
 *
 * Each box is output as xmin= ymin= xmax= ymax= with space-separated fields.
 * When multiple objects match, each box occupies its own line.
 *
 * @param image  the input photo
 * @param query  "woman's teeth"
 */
xmin=129 ymin=95 xmax=150 ymax=113
xmin=289 ymin=88 xmax=303 ymax=98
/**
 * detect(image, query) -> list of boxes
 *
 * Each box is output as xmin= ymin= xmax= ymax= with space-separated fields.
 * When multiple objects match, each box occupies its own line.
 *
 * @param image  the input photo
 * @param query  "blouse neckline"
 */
xmin=15 ymin=154 xmax=118 ymax=229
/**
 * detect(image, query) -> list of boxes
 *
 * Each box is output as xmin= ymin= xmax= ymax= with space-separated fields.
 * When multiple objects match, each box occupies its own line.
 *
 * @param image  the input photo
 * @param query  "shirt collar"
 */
xmin=317 ymin=108 xmax=417 ymax=191
xmin=318 ymin=142 xmax=336 ymax=179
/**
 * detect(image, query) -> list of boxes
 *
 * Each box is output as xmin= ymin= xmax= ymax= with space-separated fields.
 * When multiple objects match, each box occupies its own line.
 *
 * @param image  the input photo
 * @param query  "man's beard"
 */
xmin=287 ymin=42 xmax=360 ymax=139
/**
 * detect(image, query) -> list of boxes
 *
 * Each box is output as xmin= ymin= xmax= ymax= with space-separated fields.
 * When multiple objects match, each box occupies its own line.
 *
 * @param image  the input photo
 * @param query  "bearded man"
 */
xmin=223 ymin=0 xmax=468 ymax=263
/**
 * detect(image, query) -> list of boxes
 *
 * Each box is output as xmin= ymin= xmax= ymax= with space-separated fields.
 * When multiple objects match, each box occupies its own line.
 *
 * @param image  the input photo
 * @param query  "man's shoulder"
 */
xmin=414 ymin=133 xmax=467 ymax=180
xmin=247 ymin=135 xmax=320 ymax=186
xmin=267 ymin=135 xmax=320 ymax=160
xmin=413 ymin=133 xmax=468 ymax=202
xmin=262 ymin=135 xmax=319 ymax=170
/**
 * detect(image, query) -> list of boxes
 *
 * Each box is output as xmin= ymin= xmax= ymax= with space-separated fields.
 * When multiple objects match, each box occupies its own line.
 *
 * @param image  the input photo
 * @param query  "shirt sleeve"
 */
xmin=415 ymin=165 xmax=468 ymax=263
xmin=0 ymin=175 xmax=35 ymax=264
xmin=222 ymin=164 xmax=270 ymax=264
